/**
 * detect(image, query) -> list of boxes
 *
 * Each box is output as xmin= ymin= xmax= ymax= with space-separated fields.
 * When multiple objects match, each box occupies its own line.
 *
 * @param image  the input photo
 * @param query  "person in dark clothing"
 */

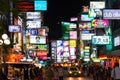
xmin=107 ymin=67 xmax=112 ymax=80
xmin=24 ymin=66 xmax=29 ymax=80
xmin=29 ymin=66 xmax=36 ymax=80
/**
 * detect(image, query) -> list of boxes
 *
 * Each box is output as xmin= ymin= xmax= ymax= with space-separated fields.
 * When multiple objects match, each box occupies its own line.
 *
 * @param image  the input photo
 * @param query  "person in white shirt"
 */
xmin=111 ymin=62 xmax=120 ymax=80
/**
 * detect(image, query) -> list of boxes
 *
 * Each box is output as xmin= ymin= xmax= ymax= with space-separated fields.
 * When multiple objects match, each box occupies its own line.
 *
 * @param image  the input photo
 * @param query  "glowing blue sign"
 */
xmin=34 ymin=0 xmax=47 ymax=11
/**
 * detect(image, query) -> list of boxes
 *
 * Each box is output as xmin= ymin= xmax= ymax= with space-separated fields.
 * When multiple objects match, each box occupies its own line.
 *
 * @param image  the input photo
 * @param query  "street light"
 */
xmin=0 ymin=33 xmax=10 ymax=77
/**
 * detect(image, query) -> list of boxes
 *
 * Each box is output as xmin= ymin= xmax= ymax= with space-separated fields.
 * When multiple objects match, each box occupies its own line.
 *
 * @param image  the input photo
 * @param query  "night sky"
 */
xmin=44 ymin=0 xmax=90 ymax=40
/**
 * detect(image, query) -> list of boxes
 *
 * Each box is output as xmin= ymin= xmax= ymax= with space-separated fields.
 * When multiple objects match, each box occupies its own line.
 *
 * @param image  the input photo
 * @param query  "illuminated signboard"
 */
xmin=81 ymin=33 xmax=95 ymax=40
xmin=36 ymin=50 xmax=48 ymax=60
xmin=70 ymin=31 xmax=77 ymax=39
xmin=114 ymin=36 xmax=120 ymax=47
xmin=79 ymin=22 xmax=92 ymax=30
xmin=70 ymin=17 xmax=78 ymax=22
xmin=103 ymin=9 xmax=120 ymax=19
xmin=26 ymin=12 xmax=41 ymax=19
xmin=34 ymin=0 xmax=47 ymax=11
xmin=82 ymin=30 xmax=90 ymax=34
xmin=29 ymin=29 xmax=38 ymax=35
xmin=69 ymin=23 xmax=77 ymax=28
xmin=51 ymin=41 xmax=57 ymax=60
xmin=69 ymin=55 xmax=76 ymax=60
xmin=83 ymin=6 xmax=89 ymax=12
xmin=26 ymin=20 xmax=41 ymax=28
xmin=92 ymin=58 xmax=101 ymax=62
xmin=90 ymin=1 xmax=105 ymax=9
xmin=38 ymin=29 xmax=46 ymax=36
xmin=36 ymin=50 xmax=48 ymax=56
xmin=63 ymin=41 xmax=70 ymax=58
xmin=81 ymin=14 xmax=94 ymax=21
xmin=57 ymin=40 xmax=63 ymax=63
xmin=63 ymin=42 xmax=69 ymax=52
xmin=8 ymin=25 xmax=21 ymax=32
xmin=70 ymin=40 xmax=76 ymax=47
xmin=89 ymin=8 xmax=102 ymax=18
xmin=92 ymin=36 xmax=110 ymax=45
xmin=16 ymin=1 xmax=34 ymax=12
xmin=70 ymin=48 xmax=76 ymax=55
xmin=32 ymin=44 xmax=48 ymax=50
xmin=30 ymin=36 xmax=46 ymax=44
xmin=92 ymin=19 xmax=109 ymax=28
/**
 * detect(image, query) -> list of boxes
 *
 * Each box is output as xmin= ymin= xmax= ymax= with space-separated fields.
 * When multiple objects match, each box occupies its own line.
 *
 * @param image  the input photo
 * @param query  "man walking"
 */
xmin=111 ymin=62 xmax=120 ymax=80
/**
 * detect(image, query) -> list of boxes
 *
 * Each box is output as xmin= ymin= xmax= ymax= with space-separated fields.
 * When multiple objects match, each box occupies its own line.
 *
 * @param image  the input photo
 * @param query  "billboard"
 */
xmin=92 ymin=19 xmax=109 ymax=28
xmin=92 ymin=36 xmax=110 ymax=45
xmin=34 ymin=0 xmax=47 ymax=11
xmin=103 ymin=9 xmax=120 ymax=19
xmin=90 ymin=1 xmax=105 ymax=9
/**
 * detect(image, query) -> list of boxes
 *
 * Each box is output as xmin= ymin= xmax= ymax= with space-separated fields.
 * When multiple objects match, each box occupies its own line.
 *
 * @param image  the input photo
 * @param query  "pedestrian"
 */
xmin=58 ymin=66 xmax=64 ymax=80
xmin=111 ymin=62 xmax=120 ymax=80
xmin=42 ymin=67 xmax=47 ymax=80
xmin=23 ymin=66 xmax=28 ymax=80
xmin=29 ymin=66 xmax=36 ymax=80
xmin=107 ymin=67 xmax=112 ymax=80
xmin=53 ymin=67 xmax=59 ymax=80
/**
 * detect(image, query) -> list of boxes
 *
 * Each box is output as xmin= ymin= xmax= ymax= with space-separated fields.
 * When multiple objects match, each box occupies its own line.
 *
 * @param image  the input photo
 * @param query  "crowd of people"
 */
xmin=82 ymin=64 xmax=112 ymax=80
xmin=82 ymin=62 xmax=120 ymax=80
xmin=1 ymin=62 xmax=120 ymax=80
xmin=6 ymin=65 xmax=67 ymax=80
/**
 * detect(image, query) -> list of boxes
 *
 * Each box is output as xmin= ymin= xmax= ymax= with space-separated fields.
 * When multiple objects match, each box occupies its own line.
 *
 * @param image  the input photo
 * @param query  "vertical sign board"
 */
xmin=51 ymin=41 xmax=57 ymax=61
